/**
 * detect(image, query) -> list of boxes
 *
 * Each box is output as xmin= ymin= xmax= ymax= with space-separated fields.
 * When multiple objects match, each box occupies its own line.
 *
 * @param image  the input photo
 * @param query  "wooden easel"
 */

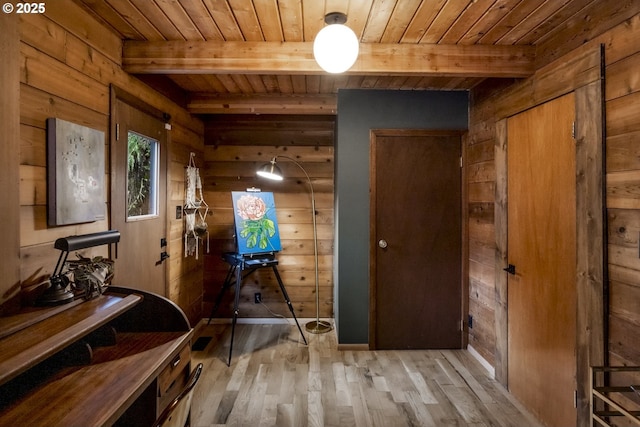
xmin=208 ymin=252 xmax=307 ymax=366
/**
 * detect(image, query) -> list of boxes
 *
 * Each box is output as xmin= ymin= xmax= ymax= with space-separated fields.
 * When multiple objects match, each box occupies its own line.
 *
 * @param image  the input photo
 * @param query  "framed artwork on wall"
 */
xmin=47 ymin=118 xmax=106 ymax=226
xmin=231 ymin=191 xmax=281 ymax=255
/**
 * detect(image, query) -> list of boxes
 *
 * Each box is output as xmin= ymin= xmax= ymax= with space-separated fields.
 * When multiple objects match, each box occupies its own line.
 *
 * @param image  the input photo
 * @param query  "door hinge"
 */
xmin=116 ymin=123 xmax=120 ymax=141
xmin=572 ymin=121 xmax=575 ymax=139
xmin=573 ymin=390 xmax=577 ymax=408
xmin=460 ymin=156 xmax=463 ymax=168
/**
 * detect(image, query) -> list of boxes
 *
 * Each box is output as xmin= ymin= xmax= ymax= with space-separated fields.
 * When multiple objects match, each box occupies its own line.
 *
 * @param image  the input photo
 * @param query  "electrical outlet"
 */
xmin=254 ymin=293 xmax=262 ymax=304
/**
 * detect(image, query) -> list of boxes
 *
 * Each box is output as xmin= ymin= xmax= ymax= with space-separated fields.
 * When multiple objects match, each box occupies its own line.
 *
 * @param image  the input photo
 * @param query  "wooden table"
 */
xmin=0 ymin=287 xmax=193 ymax=427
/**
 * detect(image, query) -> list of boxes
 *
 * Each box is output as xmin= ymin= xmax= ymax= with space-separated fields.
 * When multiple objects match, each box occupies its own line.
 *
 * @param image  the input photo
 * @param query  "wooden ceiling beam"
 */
xmin=188 ymin=93 xmax=337 ymax=115
xmin=123 ymin=41 xmax=535 ymax=78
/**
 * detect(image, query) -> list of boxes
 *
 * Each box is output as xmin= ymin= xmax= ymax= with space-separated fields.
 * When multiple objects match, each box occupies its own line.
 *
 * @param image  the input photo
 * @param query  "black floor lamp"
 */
xmin=257 ymin=156 xmax=332 ymax=334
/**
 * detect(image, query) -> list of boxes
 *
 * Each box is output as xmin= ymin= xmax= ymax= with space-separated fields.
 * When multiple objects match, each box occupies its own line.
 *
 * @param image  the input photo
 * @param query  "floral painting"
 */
xmin=232 ymin=191 xmax=281 ymax=254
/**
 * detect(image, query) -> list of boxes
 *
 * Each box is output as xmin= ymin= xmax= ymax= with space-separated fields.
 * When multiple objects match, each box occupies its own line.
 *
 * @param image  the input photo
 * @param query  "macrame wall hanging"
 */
xmin=184 ymin=152 xmax=209 ymax=259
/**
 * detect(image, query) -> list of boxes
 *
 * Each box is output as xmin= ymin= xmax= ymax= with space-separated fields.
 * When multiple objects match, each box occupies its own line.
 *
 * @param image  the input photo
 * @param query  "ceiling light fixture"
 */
xmin=313 ymin=12 xmax=359 ymax=74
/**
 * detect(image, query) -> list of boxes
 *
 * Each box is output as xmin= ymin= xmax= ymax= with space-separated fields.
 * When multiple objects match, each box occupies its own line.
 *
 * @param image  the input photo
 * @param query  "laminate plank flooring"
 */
xmin=191 ymin=323 xmax=544 ymax=427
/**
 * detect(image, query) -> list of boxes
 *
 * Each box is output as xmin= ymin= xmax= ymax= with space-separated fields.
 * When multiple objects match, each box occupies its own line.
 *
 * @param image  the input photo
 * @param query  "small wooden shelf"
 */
xmin=0 ymin=298 xmax=86 ymax=340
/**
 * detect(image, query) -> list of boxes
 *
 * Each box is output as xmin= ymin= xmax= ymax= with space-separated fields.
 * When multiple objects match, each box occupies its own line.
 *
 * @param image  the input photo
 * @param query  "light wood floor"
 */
xmin=191 ymin=322 xmax=544 ymax=427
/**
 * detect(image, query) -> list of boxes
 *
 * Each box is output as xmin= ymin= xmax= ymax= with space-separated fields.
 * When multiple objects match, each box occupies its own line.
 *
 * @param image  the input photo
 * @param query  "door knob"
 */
xmin=378 ymin=239 xmax=388 ymax=249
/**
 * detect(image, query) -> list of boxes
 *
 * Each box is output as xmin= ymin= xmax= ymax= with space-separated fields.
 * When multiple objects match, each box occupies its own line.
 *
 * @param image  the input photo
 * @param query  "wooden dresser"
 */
xmin=0 ymin=286 xmax=193 ymax=427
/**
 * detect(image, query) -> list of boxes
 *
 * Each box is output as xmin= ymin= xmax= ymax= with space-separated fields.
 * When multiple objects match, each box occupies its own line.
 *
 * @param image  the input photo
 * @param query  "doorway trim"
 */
xmin=494 ymin=48 xmax=606 ymax=425
xmin=369 ymin=129 xmax=467 ymax=350
xmin=110 ymin=86 xmax=169 ymax=124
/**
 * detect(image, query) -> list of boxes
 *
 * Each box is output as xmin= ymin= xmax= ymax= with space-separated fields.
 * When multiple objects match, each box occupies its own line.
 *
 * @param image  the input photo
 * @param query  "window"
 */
xmin=126 ymin=131 xmax=159 ymax=220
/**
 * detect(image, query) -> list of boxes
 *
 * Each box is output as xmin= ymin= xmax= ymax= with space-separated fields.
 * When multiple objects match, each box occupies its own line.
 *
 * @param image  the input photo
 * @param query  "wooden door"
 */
xmin=111 ymin=97 xmax=168 ymax=296
xmin=507 ymin=93 xmax=576 ymax=427
xmin=370 ymin=130 xmax=462 ymax=349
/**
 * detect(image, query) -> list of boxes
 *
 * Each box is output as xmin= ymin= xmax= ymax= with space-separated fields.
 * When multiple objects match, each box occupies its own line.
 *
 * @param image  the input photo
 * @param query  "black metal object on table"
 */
xmin=208 ymin=252 xmax=307 ymax=365
xmin=37 ymin=230 xmax=121 ymax=306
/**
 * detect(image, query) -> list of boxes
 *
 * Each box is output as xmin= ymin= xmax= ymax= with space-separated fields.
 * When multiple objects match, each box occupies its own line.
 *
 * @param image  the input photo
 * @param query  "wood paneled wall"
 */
xmin=604 ymin=16 xmax=640 ymax=369
xmin=1 ymin=0 xmax=205 ymax=324
xmin=467 ymin=11 xmax=640 ymax=375
xmin=467 ymin=81 xmax=502 ymax=364
xmin=202 ymin=115 xmax=334 ymax=320
xmin=0 ymin=13 xmax=21 ymax=315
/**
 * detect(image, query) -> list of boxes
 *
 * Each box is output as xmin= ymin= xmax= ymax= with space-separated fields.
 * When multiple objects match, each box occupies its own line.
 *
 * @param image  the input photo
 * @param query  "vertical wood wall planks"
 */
xmin=0 ymin=12 xmax=21 ymax=311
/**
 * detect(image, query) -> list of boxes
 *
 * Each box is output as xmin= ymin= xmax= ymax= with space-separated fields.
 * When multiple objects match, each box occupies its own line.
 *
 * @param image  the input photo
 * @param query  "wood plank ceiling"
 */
xmin=74 ymin=0 xmax=608 ymax=115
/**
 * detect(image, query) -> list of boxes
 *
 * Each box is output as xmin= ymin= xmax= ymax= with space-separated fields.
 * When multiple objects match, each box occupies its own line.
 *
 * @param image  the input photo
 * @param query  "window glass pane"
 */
xmin=127 ymin=131 xmax=159 ymax=219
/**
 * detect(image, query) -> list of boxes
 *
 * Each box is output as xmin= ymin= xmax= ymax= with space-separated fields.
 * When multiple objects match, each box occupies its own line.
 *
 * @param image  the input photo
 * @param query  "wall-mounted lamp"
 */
xmin=257 ymin=157 xmax=332 ymax=334
xmin=313 ymin=12 xmax=359 ymax=74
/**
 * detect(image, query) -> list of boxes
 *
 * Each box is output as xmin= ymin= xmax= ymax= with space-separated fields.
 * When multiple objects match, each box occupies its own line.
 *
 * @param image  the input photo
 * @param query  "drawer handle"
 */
xmin=171 ymin=355 xmax=181 ymax=368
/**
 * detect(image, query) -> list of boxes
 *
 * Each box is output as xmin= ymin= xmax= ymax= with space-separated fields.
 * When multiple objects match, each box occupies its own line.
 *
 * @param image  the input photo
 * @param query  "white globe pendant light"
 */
xmin=313 ymin=12 xmax=359 ymax=74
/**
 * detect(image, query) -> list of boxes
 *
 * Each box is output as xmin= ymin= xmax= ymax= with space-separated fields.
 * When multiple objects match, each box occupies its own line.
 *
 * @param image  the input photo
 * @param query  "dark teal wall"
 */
xmin=334 ymin=89 xmax=469 ymax=344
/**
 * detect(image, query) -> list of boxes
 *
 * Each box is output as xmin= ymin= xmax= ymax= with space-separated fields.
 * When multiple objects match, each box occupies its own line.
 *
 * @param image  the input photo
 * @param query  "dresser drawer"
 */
xmin=158 ymin=343 xmax=190 ymax=397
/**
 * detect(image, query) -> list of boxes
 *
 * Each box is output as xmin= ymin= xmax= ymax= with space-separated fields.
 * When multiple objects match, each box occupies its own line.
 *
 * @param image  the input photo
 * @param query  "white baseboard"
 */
xmin=467 ymin=344 xmax=495 ymax=378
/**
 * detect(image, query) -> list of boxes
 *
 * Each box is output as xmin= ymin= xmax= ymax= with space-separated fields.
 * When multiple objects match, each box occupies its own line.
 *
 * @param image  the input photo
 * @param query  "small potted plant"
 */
xmin=66 ymin=254 xmax=114 ymax=300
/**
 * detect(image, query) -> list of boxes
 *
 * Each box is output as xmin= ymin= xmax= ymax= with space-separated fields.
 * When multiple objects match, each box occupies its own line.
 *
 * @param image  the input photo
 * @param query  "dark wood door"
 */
xmin=370 ymin=130 xmax=462 ymax=349
xmin=111 ymin=97 xmax=168 ymax=296
xmin=507 ymin=93 xmax=576 ymax=427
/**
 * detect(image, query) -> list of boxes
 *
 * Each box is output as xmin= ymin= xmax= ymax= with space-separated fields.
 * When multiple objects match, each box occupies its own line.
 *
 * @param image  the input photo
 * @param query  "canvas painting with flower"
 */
xmin=232 ymin=191 xmax=282 ymax=255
